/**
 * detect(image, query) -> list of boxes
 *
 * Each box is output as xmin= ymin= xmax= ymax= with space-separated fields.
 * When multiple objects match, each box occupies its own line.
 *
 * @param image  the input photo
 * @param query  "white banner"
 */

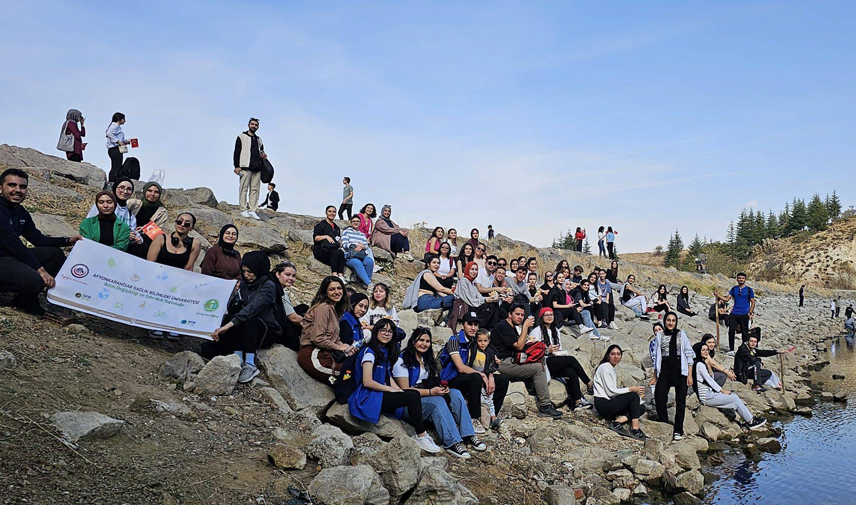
xmin=47 ymin=239 xmax=235 ymax=339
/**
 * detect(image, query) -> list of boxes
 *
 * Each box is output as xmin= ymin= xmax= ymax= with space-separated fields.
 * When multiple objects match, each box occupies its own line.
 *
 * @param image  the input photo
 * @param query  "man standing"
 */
xmin=0 ymin=169 xmax=81 ymax=315
xmin=260 ymin=183 xmax=280 ymax=212
xmin=715 ymin=272 xmax=755 ymax=356
xmin=798 ymin=285 xmax=804 ymax=308
xmin=339 ymin=177 xmax=353 ymax=220
xmin=233 ymin=118 xmax=266 ymax=220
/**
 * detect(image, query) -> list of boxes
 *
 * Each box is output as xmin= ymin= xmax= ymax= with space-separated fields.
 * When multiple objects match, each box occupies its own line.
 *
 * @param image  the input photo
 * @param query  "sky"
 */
xmin=1 ymin=0 xmax=854 ymax=252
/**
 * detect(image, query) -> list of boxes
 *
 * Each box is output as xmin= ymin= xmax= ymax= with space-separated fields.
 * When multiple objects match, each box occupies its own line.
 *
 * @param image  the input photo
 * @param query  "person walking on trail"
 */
xmin=339 ymin=177 xmax=354 ymax=220
xmin=714 ymin=272 xmax=755 ymax=356
xmin=798 ymin=285 xmax=804 ymax=308
xmin=233 ymin=118 xmax=266 ymax=220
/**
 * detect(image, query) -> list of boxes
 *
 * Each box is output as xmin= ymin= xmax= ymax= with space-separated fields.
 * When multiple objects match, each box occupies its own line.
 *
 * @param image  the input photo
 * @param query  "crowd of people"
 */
xmin=0 ymin=113 xmax=810 ymax=457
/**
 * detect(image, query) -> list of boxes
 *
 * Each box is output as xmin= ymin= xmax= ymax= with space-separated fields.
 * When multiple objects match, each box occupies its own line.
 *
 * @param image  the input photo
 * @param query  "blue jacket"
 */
xmin=439 ymin=330 xmax=470 ymax=382
xmin=339 ymin=311 xmax=363 ymax=346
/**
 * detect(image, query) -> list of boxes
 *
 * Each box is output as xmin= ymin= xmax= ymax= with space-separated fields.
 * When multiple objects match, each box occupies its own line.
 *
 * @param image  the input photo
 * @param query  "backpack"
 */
xmin=513 ymin=341 xmax=547 ymax=365
xmin=261 ymin=159 xmax=275 ymax=184
xmin=119 ymin=157 xmax=141 ymax=180
xmin=332 ymin=353 xmax=360 ymax=404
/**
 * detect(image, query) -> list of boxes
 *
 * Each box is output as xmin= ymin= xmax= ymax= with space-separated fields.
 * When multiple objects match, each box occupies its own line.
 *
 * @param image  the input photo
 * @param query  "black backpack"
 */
xmin=119 ymin=157 xmax=141 ymax=180
xmin=261 ymin=158 xmax=274 ymax=184
xmin=332 ymin=353 xmax=360 ymax=404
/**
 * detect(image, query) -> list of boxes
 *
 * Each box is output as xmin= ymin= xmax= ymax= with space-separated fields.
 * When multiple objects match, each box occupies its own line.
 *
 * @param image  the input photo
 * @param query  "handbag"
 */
xmin=514 ymin=341 xmax=547 ymax=365
xmin=57 ymin=122 xmax=75 ymax=152
xmin=346 ymin=245 xmax=368 ymax=260
xmin=118 ymin=144 xmax=129 ymax=154
xmin=261 ymin=159 xmax=275 ymax=184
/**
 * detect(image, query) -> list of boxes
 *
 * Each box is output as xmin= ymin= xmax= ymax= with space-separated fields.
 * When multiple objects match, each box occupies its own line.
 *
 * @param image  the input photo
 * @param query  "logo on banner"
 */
xmin=71 ymin=264 xmax=89 ymax=278
xmin=203 ymin=299 xmax=219 ymax=312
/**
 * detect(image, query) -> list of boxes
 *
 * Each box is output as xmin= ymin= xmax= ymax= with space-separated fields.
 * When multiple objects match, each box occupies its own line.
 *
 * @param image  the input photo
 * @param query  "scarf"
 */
xmin=112 ymin=178 xmax=134 ymax=206
xmin=217 ymin=225 xmax=239 ymax=257
xmin=463 ymin=261 xmax=478 ymax=281
xmin=66 ymin=109 xmax=83 ymax=122
xmin=241 ymin=251 xmax=270 ymax=289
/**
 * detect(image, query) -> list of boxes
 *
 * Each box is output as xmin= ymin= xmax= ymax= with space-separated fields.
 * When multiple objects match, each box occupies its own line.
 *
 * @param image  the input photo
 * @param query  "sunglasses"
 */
xmin=487 ymin=261 xmax=497 ymax=266
xmin=175 ymin=219 xmax=192 ymax=227
xmin=477 ymin=248 xmax=486 ymax=252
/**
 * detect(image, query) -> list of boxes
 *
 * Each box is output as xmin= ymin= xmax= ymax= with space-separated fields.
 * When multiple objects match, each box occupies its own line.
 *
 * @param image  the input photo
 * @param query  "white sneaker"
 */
xmin=599 ymin=335 xmax=611 ymax=342
xmin=248 ymin=211 xmax=261 ymax=220
xmin=403 ymin=252 xmax=415 ymax=262
xmin=580 ymin=326 xmax=594 ymax=335
xmin=240 ymin=211 xmax=250 ymax=218
xmin=413 ymin=434 xmax=442 ymax=454
xmin=589 ymin=333 xmax=601 ymax=340
xmin=609 ymin=321 xmax=619 ymax=330
xmin=472 ymin=419 xmax=486 ymax=434
xmin=338 ymin=274 xmax=348 ymax=285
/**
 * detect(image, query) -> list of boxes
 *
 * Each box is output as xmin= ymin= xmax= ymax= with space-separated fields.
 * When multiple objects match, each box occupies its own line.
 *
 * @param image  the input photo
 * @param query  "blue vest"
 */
xmin=340 ymin=311 xmax=363 ymax=346
xmin=439 ymin=331 xmax=470 ymax=382
xmin=347 ymin=347 xmax=390 ymax=423
xmin=393 ymin=352 xmax=426 ymax=420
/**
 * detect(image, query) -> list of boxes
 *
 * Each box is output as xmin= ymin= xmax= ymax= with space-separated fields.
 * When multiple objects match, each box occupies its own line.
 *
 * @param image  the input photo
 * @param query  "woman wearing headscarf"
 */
xmin=63 ymin=109 xmax=86 ymax=162
xmin=340 ymin=292 xmax=370 ymax=352
xmin=450 ymin=261 xmax=500 ymax=331
xmin=692 ymin=342 xmax=766 ymax=430
xmin=78 ymin=192 xmax=131 ymax=251
xmin=86 ymin=178 xmax=143 ymax=249
xmin=212 ymin=251 xmax=281 ymax=384
xmin=126 ymin=181 xmax=169 ymax=258
xmin=370 ymin=205 xmax=414 ymax=261
xmin=201 ymin=225 xmax=242 ymax=280
xmin=651 ymin=311 xmax=695 ymax=441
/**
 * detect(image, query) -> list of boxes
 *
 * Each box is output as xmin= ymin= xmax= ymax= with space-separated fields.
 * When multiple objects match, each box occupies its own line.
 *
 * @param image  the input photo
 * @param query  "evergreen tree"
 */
xmin=790 ymin=198 xmax=807 ymax=234
xmin=779 ymin=203 xmax=790 ymax=236
xmin=766 ymin=210 xmax=779 ymax=239
xmin=734 ymin=209 xmax=752 ymax=259
xmin=753 ymin=209 xmax=766 ymax=243
xmin=664 ymin=229 xmax=684 ymax=268
xmin=726 ymin=220 xmax=736 ymax=258
xmin=583 ymin=239 xmax=592 ymax=255
xmin=827 ymin=191 xmax=842 ymax=221
xmin=688 ymin=234 xmax=704 ymax=258
xmin=807 ymin=193 xmax=829 ymax=231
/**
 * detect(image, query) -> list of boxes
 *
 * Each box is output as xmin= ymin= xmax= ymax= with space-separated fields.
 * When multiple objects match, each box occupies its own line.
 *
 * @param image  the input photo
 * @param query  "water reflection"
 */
xmin=705 ymin=333 xmax=856 ymax=505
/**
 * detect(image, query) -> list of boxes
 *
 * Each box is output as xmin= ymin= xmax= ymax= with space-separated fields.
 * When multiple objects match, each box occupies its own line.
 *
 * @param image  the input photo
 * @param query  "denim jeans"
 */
xmin=579 ymin=309 xmax=601 ymax=337
xmin=402 ymin=389 xmax=475 ymax=448
xmin=346 ymin=256 xmax=374 ymax=286
xmin=415 ymin=294 xmax=454 ymax=312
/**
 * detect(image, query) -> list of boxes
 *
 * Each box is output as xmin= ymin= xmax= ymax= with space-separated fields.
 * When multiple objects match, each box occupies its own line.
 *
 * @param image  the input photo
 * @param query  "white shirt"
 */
xmin=105 ymin=122 xmax=127 ymax=148
xmin=593 ymin=363 xmax=630 ymax=399
xmin=475 ymin=270 xmax=495 ymax=289
xmin=392 ymin=357 xmax=429 ymax=383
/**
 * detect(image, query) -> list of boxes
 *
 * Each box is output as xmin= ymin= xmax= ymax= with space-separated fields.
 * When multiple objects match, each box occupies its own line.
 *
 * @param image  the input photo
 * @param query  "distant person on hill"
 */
xmin=487 ymin=225 xmax=494 ymax=241
xmin=693 ymin=342 xmax=767 ymax=430
xmin=356 ymin=203 xmax=376 ymax=241
xmin=733 ymin=333 xmax=783 ymax=392
xmin=105 ymin=112 xmax=129 ymax=183
xmin=798 ymin=285 xmax=804 ymax=308
xmin=126 ymin=182 xmax=168 ymax=258
xmin=62 ymin=109 xmax=86 ymax=162
xmin=606 ymin=226 xmax=617 ymax=259
xmin=831 ymin=299 xmax=836 ymax=319
xmin=233 ymin=117 xmax=266 ymax=220
xmin=846 ymin=304 xmax=854 ymax=320
xmin=574 ymin=227 xmax=586 ymax=252
xmin=597 ymin=226 xmax=607 ymax=258
xmin=593 ymin=345 xmax=647 ymax=440
xmin=676 ymin=286 xmax=696 ymax=317
xmin=339 ymin=177 xmax=354 ymax=220
xmin=371 ymin=205 xmax=414 ymax=261
xmin=845 ymin=316 xmax=855 ymax=333
xmin=200 ymin=225 xmax=241 ymax=280
xmin=259 ymin=183 xmax=279 ymax=212
xmin=312 ymin=206 xmax=347 ymax=282
xmin=651 ymin=312 xmax=694 ymax=441
xmin=715 ymin=273 xmax=755 ymax=356
xmin=0 ymin=169 xmax=82 ymax=315
xmin=78 ymin=192 xmax=131 ymax=251
xmin=834 ymin=299 xmax=840 ymax=318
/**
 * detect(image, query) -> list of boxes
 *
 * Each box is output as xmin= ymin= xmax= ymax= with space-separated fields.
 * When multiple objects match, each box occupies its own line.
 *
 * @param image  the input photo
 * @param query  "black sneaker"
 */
xmin=629 ymin=428 xmax=648 ymax=440
xmin=538 ymin=405 xmax=564 ymax=419
xmin=445 ymin=442 xmax=471 ymax=459
xmin=464 ymin=436 xmax=486 ymax=452
xmin=748 ymin=417 xmax=767 ymax=430
xmin=586 ymin=383 xmax=594 ymax=396
xmin=752 ymin=385 xmax=768 ymax=393
xmin=577 ymin=397 xmax=593 ymax=410
xmin=608 ymin=421 xmax=630 ymax=437
xmin=489 ymin=418 xmax=503 ymax=430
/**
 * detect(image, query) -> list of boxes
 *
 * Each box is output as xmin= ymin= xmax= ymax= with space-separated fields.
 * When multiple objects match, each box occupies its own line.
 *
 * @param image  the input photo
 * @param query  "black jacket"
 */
xmin=229 ymin=277 xmax=282 ymax=337
xmin=0 ymin=198 xmax=68 ymax=270
xmin=261 ymin=190 xmax=280 ymax=211
xmin=733 ymin=343 xmax=776 ymax=384
xmin=466 ymin=342 xmax=499 ymax=375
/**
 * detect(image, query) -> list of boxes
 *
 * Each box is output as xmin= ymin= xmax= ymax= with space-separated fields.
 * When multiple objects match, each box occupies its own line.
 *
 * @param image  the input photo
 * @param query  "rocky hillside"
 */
xmin=749 ymin=217 xmax=856 ymax=289
xmin=0 ymin=145 xmax=847 ymax=505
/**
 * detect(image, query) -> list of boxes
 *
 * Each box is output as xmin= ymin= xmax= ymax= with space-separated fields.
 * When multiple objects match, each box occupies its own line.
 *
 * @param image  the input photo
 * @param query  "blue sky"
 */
xmin=1 ymin=1 xmax=853 ymax=252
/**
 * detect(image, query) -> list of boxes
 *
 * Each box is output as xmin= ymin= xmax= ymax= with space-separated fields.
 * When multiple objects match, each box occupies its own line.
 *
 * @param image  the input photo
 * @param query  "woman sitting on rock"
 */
xmin=340 ymin=292 xmax=370 ymax=351
xmin=455 ymin=242 xmax=475 ymax=281
xmin=412 ymin=255 xmax=455 ymax=319
xmin=652 ymin=312 xmax=695 ymax=441
xmin=356 ymin=203 xmax=376 ymax=241
xmin=676 ymin=286 xmax=696 ymax=317
xmin=271 ymin=261 xmax=307 ymax=352
xmin=341 ymin=215 xmax=375 ymax=288
xmin=360 ymin=283 xmax=402 ymax=341
xmin=79 ymin=192 xmax=131 ymax=251
xmin=621 ymin=275 xmax=649 ymax=318
xmin=451 ymin=261 xmax=500 ymax=331
xmin=528 ymin=307 xmax=594 ymax=411
xmin=312 ymin=206 xmax=347 ymax=283
xmin=86 ymin=178 xmax=144 ymax=250
xmin=370 ymin=205 xmax=414 ymax=261
xmin=700 ymin=333 xmax=736 ymax=387
xmin=693 ymin=342 xmax=767 ymax=430
xmin=298 ymin=276 xmax=354 ymax=384
xmin=201 ymin=225 xmax=241 ymax=280
xmin=126 ymin=181 xmax=168 ymax=258
xmin=146 ymin=212 xmax=201 ymax=271
xmin=593 ymin=344 xmax=647 ymax=440
xmin=348 ymin=319 xmax=442 ymax=454
xmin=211 ymin=251 xmax=281 ymax=384
xmin=650 ymin=284 xmax=671 ymax=314
xmin=424 ymin=226 xmax=444 ymax=261
xmin=434 ymin=242 xmax=456 ymax=289
xmin=392 ymin=327 xmax=486 ymax=459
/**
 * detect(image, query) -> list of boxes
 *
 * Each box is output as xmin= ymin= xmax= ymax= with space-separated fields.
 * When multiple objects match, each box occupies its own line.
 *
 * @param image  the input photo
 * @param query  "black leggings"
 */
xmin=0 ymin=247 xmax=65 ymax=301
xmin=107 ymin=146 xmax=123 ymax=182
xmin=313 ymin=247 xmax=345 ymax=275
xmin=546 ymin=356 xmax=590 ymax=402
xmin=728 ymin=313 xmax=751 ymax=351
xmin=676 ymin=306 xmax=695 ymax=317
xmin=380 ymin=390 xmax=424 ymax=433
xmin=448 ymin=372 xmax=509 ymax=418
xmin=219 ymin=317 xmax=271 ymax=354
xmin=554 ymin=306 xmax=583 ymax=328
xmin=652 ymin=303 xmax=669 ymax=313
xmin=655 ymin=370 xmax=688 ymax=435
xmin=596 ymin=299 xmax=615 ymax=324
xmin=607 ymin=242 xmax=615 ymax=259
xmin=595 ymin=393 xmax=642 ymax=421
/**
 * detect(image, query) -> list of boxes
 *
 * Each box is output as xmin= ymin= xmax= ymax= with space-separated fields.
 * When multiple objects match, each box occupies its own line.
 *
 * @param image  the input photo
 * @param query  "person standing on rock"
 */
xmin=105 ymin=112 xmax=129 ymax=183
xmin=846 ymin=304 xmax=854 ymax=320
xmin=259 ymin=183 xmax=279 ymax=212
xmin=592 ymin=344 xmax=647 ymax=440
xmin=63 ymin=109 xmax=86 ymax=162
xmin=233 ymin=118 xmax=266 ymax=220
xmin=798 ymin=285 xmax=804 ymax=308
xmin=715 ymin=272 xmax=755 ymax=356
xmin=338 ymin=177 xmax=353 ymax=220
xmin=651 ymin=312 xmax=694 ymax=441
xmin=0 ymin=169 xmax=82 ymax=315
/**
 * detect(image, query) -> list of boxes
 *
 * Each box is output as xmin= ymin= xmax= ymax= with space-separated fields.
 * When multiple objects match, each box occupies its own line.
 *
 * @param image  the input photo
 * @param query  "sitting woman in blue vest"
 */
xmin=348 ymin=319 xmax=442 ymax=454
xmin=392 ymin=327 xmax=487 ymax=459
xmin=339 ymin=292 xmax=371 ymax=351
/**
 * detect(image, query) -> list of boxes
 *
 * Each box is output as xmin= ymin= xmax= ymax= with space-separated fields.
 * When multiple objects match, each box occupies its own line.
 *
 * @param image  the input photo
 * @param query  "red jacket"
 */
xmin=65 ymin=120 xmax=86 ymax=160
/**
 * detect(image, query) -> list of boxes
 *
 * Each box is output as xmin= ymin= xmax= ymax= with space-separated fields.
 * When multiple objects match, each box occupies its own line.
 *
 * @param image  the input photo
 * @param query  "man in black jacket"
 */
xmin=0 ymin=169 xmax=81 ymax=315
xmin=259 ymin=183 xmax=280 ymax=212
xmin=733 ymin=333 xmax=783 ymax=392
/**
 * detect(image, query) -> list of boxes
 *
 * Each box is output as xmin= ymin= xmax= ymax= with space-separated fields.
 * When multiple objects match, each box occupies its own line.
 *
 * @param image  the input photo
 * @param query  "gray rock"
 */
xmin=259 ymin=387 xmax=294 ymax=415
xmin=418 ymin=456 xmax=449 ymax=475
xmin=185 ymin=207 xmax=234 ymax=235
xmin=268 ymin=444 xmax=307 ymax=470
xmin=50 ymin=411 xmax=124 ymax=442
xmin=700 ymin=423 xmax=721 ymax=442
xmin=306 ymin=424 xmax=354 ymax=467
xmin=258 ymin=345 xmax=334 ymax=415
xmin=236 ymin=226 xmax=287 ymax=253
xmin=31 ymin=213 xmax=78 ymax=238
xmin=159 ymin=350 xmax=205 ymax=382
xmin=287 ymin=229 xmax=314 ymax=246
xmin=408 ymin=468 xmax=478 ymax=505
xmin=194 ymin=354 xmax=241 ymax=395
xmin=672 ymin=441 xmax=702 ymax=470
xmin=181 ymin=187 xmax=218 ymax=207
xmin=675 ymin=470 xmax=704 ymax=495
xmin=326 ymin=402 xmax=415 ymax=440
xmin=756 ymin=437 xmax=782 ymax=453
xmin=0 ymin=144 xmax=106 ymax=188
xmin=308 ymin=465 xmax=389 ymax=505
xmin=27 ymin=180 xmax=85 ymax=202
xmin=0 ymin=350 xmax=17 ymax=370
xmin=365 ymin=435 xmax=421 ymax=499
xmin=545 ymin=485 xmax=577 ymax=505
xmin=673 ymin=491 xmax=704 ymax=505
xmin=372 ymin=247 xmax=394 ymax=262
xmin=612 ymin=488 xmax=632 ymax=502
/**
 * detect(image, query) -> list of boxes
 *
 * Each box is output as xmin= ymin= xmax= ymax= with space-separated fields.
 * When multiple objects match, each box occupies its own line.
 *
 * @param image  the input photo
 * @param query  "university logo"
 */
xmin=71 ymin=264 xmax=89 ymax=278
xmin=203 ymin=299 xmax=219 ymax=312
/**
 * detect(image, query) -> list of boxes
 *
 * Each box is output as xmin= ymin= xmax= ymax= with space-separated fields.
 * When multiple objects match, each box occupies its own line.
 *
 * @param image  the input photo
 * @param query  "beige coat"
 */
xmin=371 ymin=218 xmax=405 ymax=253
xmin=127 ymin=199 xmax=169 ymax=229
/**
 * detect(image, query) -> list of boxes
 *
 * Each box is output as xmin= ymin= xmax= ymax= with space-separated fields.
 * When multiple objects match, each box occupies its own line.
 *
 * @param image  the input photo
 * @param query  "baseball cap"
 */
xmin=462 ymin=312 xmax=480 ymax=324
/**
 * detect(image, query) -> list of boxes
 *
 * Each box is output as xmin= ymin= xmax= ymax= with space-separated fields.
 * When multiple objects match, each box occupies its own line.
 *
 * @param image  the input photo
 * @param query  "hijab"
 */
xmin=66 ymin=109 xmax=83 ymax=122
xmin=94 ymin=191 xmax=117 ymax=220
xmin=241 ymin=251 xmax=270 ymax=288
xmin=463 ymin=261 xmax=479 ymax=282
xmin=379 ymin=205 xmax=393 ymax=226
xmin=134 ymin=181 xmax=163 ymax=226
xmin=112 ymin=178 xmax=134 ymax=206
xmin=217 ymin=225 xmax=239 ymax=257
xmin=349 ymin=292 xmax=369 ymax=313
xmin=664 ymin=311 xmax=681 ymax=381
xmin=140 ymin=182 xmax=164 ymax=207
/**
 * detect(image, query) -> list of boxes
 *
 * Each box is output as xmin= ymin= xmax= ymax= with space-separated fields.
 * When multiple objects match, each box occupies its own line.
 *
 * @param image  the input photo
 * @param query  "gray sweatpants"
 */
xmin=703 ymin=392 xmax=753 ymax=422
xmin=497 ymin=358 xmax=551 ymax=408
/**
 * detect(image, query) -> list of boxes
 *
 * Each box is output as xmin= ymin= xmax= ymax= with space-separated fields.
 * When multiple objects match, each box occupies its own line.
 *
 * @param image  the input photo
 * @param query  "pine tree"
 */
xmin=688 ymin=234 xmax=704 ymax=258
xmin=664 ymin=229 xmax=684 ymax=268
xmin=790 ymin=198 xmax=807 ymax=234
xmin=779 ymin=203 xmax=790 ymax=237
xmin=807 ymin=193 xmax=829 ymax=231
xmin=726 ymin=221 xmax=736 ymax=258
xmin=766 ymin=210 xmax=779 ymax=239
xmin=583 ymin=239 xmax=592 ymax=255
xmin=753 ymin=209 xmax=765 ymax=244
xmin=827 ymin=191 xmax=842 ymax=221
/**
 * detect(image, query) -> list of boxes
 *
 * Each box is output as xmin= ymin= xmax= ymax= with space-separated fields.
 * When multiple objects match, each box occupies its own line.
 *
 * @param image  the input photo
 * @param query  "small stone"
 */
xmin=267 ymin=445 xmax=306 ymax=470
xmin=756 ymin=437 xmax=782 ymax=453
xmin=833 ymin=374 xmax=845 ymax=380
xmin=160 ymin=351 xmax=205 ymax=382
xmin=0 ymin=350 xmax=17 ymax=370
xmin=50 ymin=411 xmax=124 ymax=442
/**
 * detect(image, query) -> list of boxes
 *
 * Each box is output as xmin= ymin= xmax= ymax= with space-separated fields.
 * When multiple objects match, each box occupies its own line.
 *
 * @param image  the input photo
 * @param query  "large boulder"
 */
xmin=675 ymin=470 xmax=704 ymax=495
xmin=306 ymin=424 xmax=354 ymax=467
xmin=0 ymin=144 xmax=106 ymax=188
xmin=258 ymin=345 xmax=334 ymax=415
xmin=185 ymin=207 xmax=235 ymax=236
xmin=365 ymin=435 xmax=421 ymax=499
xmin=408 ymin=468 xmax=478 ymax=505
xmin=326 ymin=402 xmax=414 ymax=439
xmin=28 ymin=179 xmax=85 ymax=202
xmin=236 ymin=226 xmax=287 ymax=253
xmin=50 ymin=411 xmax=124 ymax=442
xmin=308 ymin=465 xmax=389 ymax=505
xmin=194 ymin=354 xmax=241 ymax=395
xmin=182 ymin=187 xmax=218 ymax=207
xmin=30 ymin=213 xmax=78 ymax=237
xmin=159 ymin=350 xmax=205 ymax=382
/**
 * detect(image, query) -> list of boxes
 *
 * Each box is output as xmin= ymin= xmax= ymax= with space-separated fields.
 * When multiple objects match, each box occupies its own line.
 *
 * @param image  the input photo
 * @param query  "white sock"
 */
xmin=245 ymin=353 xmax=256 ymax=366
xmin=233 ymin=351 xmax=244 ymax=363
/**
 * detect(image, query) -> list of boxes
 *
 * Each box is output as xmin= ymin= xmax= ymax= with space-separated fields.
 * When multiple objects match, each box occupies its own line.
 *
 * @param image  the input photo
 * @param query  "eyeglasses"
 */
xmin=378 ymin=328 xmax=394 ymax=335
xmin=498 ymin=262 xmax=507 ymax=267
xmin=175 ymin=219 xmax=192 ymax=227
xmin=487 ymin=261 xmax=497 ymax=266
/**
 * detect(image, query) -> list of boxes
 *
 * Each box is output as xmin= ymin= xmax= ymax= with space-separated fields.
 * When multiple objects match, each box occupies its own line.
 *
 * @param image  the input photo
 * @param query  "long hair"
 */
xmin=459 ymin=242 xmax=475 ymax=265
xmin=538 ymin=316 xmax=560 ymax=347
xmin=365 ymin=319 xmax=399 ymax=366
xmin=598 ymin=225 xmax=605 ymax=233
xmin=600 ymin=344 xmax=623 ymax=364
xmin=401 ymin=327 xmax=437 ymax=376
xmin=310 ymin=276 xmax=351 ymax=318
xmin=369 ymin=283 xmax=392 ymax=310
xmin=431 ymin=226 xmax=444 ymax=239
xmin=656 ymin=284 xmax=667 ymax=301
xmin=680 ymin=286 xmax=690 ymax=303
xmin=111 ymin=112 xmax=125 ymax=123
xmin=359 ymin=203 xmax=377 ymax=218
